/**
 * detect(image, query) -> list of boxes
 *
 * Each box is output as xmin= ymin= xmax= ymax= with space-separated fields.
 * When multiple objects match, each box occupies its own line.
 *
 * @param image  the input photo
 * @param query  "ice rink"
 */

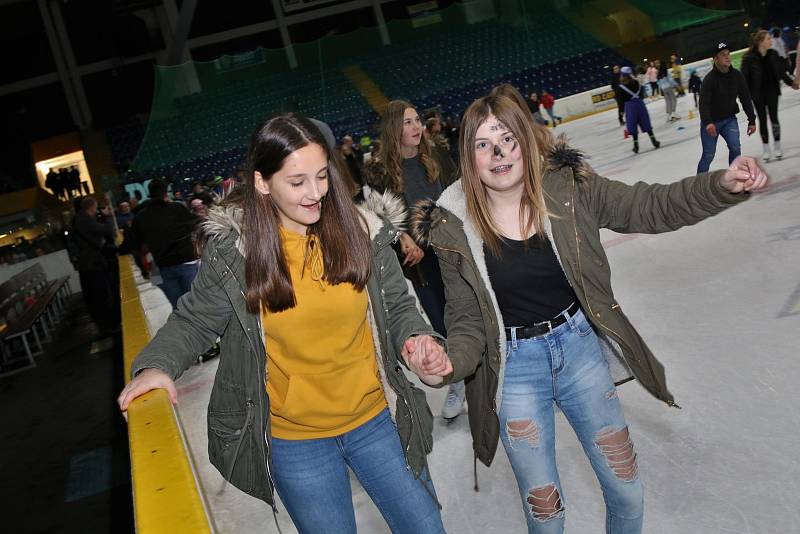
xmin=140 ymin=86 xmax=800 ymax=533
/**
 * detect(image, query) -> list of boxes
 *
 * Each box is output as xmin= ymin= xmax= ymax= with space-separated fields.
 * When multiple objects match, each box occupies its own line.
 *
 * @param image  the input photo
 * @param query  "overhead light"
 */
xmin=743 ymin=22 xmax=749 ymax=27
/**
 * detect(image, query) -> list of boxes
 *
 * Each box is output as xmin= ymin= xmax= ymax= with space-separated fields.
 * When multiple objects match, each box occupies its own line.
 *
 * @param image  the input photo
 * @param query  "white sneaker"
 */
xmin=763 ymin=143 xmax=772 ymax=162
xmin=441 ymin=381 xmax=466 ymax=420
xmin=774 ymin=142 xmax=783 ymax=159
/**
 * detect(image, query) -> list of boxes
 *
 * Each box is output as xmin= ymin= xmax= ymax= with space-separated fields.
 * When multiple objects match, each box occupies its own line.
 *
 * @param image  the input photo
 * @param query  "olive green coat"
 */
xmin=411 ymin=142 xmax=749 ymax=467
xmin=131 ymin=192 xmax=439 ymax=506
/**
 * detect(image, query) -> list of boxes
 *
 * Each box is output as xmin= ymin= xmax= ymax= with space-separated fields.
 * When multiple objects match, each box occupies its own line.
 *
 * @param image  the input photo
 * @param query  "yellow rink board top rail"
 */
xmin=120 ymin=257 xmax=213 ymax=533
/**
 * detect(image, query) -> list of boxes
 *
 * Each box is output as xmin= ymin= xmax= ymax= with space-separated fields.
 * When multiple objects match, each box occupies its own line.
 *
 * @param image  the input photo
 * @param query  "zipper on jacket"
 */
xmin=569 ymin=177 xmax=666 ymax=401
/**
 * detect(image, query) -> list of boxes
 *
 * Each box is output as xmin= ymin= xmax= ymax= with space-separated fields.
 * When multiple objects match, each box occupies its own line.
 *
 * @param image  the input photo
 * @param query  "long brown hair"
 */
xmin=377 ymin=100 xmax=439 ymax=192
xmin=749 ymin=29 xmax=770 ymax=53
xmin=240 ymin=113 xmax=371 ymax=313
xmin=460 ymin=94 xmax=553 ymax=257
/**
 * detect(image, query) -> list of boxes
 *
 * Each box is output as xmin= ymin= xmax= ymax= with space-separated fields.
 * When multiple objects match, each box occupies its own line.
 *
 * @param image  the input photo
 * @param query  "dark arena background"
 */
xmin=1 ymin=1 xmax=799 ymax=533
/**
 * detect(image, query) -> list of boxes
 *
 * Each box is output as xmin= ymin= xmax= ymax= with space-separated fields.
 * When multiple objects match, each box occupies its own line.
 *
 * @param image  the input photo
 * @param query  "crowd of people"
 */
xmin=107 ymin=27 xmax=787 ymax=533
xmin=44 ymin=166 xmax=87 ymax=200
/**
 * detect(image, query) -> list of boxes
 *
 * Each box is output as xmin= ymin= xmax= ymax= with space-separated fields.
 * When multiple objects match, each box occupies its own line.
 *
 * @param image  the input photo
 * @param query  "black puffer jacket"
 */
xmin=740 ymin=49 xmax=794 ymax=101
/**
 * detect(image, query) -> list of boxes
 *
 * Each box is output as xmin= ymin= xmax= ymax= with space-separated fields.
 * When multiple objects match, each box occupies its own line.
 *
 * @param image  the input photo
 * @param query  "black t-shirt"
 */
xmin=484 ymin=235 xmax=578 ymax=327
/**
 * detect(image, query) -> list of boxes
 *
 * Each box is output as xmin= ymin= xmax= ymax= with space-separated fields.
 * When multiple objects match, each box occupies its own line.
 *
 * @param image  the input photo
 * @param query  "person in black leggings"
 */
xmin=741 ymin=29 xmax=797 ymax=161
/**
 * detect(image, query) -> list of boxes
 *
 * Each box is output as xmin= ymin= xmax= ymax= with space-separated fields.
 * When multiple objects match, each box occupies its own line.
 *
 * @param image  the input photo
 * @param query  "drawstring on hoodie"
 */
xmin=304 ymin=234 xmax=325 ymax=289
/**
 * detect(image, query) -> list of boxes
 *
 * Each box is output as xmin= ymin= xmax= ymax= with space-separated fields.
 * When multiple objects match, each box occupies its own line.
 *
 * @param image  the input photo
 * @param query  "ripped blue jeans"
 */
xmin=499 ymin=307 xmax=643 ymax=534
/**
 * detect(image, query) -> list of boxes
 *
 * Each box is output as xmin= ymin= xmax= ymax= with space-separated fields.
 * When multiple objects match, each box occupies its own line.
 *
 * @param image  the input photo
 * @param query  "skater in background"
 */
xmin=646 ymin=61 xmax=659 ymax=98
xmin=540 ymin=90 xmax=562 ymax=128
xmin=670 ymin=54 xmax=686 ymax=96
xmin=610 ymin=65 xmax=626 ymax=125
xmin=740 ymin=29 xmax=797 ymax=161
xmin=698 ymin=43 xmax=757 ymax=174
xmin=617 ymin=66 xmax=661 ymax=153
xmin=688 ymin=69 xmax=702 ymax=108
xmin=658 ymin=73 xmax=680 ymax=122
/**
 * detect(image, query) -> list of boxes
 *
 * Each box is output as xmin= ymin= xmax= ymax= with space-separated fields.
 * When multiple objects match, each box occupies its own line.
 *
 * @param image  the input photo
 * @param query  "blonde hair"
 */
xmin=460 ymin=94 xmax=553 ymax=257
xmin=377 ymin=100 xmax=439 ymax=193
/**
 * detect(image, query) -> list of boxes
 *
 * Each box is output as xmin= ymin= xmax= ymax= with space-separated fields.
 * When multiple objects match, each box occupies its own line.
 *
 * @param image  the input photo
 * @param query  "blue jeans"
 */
xmin=697 ymin=116 xmax=741 ymax=174
xmin=499 ymin=307 xmax=643 ymax=534
xmin=158 ymin=261 xmax=199 ymax=309
xmin=271 ymin=409 xmax=444 ymax=534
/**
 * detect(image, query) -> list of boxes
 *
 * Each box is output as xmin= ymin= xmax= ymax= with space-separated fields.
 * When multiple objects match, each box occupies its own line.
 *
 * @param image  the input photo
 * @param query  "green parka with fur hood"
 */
xmin=410 ymin=141 xmax=750 ymax=468
xmin=131 ymin=192 xmax=440 ymax=507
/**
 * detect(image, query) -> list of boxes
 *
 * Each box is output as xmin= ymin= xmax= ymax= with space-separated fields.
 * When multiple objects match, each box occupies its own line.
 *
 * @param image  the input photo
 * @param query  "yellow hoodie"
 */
xmin=262 ymin=227 xmax=386 ymax=440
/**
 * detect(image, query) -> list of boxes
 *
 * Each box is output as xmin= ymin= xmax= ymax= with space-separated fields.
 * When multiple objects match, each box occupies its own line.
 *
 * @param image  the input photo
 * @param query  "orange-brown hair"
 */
xmin=749 ymin=29 xmax=770 ymax=52
xmin=460 ymin=94 xmax=553 ymax=257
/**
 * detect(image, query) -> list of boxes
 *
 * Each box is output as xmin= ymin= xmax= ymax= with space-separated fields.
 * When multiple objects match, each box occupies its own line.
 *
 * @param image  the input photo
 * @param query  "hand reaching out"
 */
xmin=401 ymin=335 xmax=453 ymax=386
xmin=719 ymin=156 xmax=769 ymax=194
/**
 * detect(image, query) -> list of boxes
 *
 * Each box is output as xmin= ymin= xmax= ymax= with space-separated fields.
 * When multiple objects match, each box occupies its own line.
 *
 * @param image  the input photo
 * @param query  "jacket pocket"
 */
xmin=208 ymin=408 xmax=255 ymax=494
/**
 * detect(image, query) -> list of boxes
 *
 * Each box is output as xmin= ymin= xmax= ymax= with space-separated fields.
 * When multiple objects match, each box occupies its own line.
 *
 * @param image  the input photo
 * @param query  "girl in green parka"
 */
xmin=117 ymin=114 xmax=454 ymax=534
xmin=411 ymin=92 xmax=768 ymax=533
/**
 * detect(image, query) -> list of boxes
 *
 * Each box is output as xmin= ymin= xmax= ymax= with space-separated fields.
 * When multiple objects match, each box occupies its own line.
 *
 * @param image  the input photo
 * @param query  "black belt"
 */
xmin=505 ymin=301 xmax=581 ymax=340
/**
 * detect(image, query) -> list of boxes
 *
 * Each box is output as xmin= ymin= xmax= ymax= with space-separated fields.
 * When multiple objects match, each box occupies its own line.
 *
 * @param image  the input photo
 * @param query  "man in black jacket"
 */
xmin=697 ymin=42 xmax=757 ymax=173
xmin=132 ymin=180 xmax=201 ymax=308
xmin=72 ymin=196 xmax=119 ymax=331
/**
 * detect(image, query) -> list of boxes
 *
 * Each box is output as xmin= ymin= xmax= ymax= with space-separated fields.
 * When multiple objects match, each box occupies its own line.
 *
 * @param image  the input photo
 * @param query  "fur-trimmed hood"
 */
xmin=199 ymin=189 xmax=408 ymax=258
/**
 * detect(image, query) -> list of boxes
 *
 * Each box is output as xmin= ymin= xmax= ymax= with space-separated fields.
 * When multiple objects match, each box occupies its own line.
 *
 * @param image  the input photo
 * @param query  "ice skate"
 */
xmin=632 ymin=140 xmax=639 ymax=154
xmin=442 ymin=381 xmax=466 ymax=421
xmin=763 ymin=143 xmax=772 ymax=162
xmin=774 ymin=141 xmax=783 ymax=159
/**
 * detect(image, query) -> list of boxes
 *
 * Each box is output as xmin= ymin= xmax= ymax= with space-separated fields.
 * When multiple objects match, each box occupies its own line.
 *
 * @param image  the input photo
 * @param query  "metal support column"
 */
xmin=372 ymin=0 xmax=390 ymax=46
xmin=270 ymin=0 xmax=298 ymax=69
xmin=49 ymin=0 xmax=93 ymax=128
xmin=37 ymin=0 xmax=83 ymax=128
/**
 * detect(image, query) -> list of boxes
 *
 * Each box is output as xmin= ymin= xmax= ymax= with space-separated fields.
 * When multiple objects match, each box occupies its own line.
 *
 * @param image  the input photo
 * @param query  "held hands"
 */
xmin=399 ymin=232 xmax=424 ymax=267
xmin=401 ymin=335 xmax=453 ymax=386
xmin=746 ymin=124 xmax=757 ymax=136
xmin=705 ymin=123 xmax=717 ymax=137
xmin=116 ymin=368 xmax=178 ymax=421
xmin=719 ymin=156 xmax=769 ymax=194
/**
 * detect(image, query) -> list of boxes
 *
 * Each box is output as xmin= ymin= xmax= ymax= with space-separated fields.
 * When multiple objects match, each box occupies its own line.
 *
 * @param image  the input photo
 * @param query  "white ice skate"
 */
xmin=442 ymin=381 xmax=466 ymax=421
xmin=774 ymin=142 xmax=783 ymax=160
xmin=763 ymin=143 xmax=773 ymax=162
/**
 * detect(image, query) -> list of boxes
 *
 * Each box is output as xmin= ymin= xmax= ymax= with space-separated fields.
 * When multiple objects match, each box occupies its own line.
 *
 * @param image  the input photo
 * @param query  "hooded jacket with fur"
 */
xmin=131 ymin=192 xmax=440 ymax=506
xmin=411 ymin=140 xmax=749 ymax=467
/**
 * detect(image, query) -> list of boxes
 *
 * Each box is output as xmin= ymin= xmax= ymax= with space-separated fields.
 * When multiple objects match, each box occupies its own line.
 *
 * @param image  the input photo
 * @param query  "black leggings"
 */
xmin=754 ymin=93 xmax=780 ymax=144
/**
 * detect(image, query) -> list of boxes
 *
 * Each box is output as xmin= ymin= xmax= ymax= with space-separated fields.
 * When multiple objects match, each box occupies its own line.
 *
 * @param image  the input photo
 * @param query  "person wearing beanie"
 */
xmin=616 ymin=65 xmax=661 ymax=153
xmin=697 ymin=43 xmax=757 ymax=173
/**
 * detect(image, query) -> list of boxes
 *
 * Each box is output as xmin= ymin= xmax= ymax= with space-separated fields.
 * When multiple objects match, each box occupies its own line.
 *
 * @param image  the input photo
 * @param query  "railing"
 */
xmin=119 ymin=257 xmax=214 ymax=533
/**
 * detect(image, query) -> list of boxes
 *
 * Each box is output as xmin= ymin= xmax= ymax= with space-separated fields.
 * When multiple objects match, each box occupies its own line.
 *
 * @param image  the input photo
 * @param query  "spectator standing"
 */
xmin=526 ymin=92 xmax=549 ymax=126
xmin=71 ymin=197 xmax=119 ymax=332
xmin=697 ymin=43 xmax=757 ymax=174
xmin=741 ymin=29 xmax=797 ymax=161
xmin=540 ymin=90 xmax=562 ymax=127
xmin=132 ymin=180 xmax=201 ymax=308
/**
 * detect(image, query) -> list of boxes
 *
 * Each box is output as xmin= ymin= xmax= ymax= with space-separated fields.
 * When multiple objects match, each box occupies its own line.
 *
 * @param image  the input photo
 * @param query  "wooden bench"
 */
xmin=0 ymin=264 xmax=71 ymax=376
